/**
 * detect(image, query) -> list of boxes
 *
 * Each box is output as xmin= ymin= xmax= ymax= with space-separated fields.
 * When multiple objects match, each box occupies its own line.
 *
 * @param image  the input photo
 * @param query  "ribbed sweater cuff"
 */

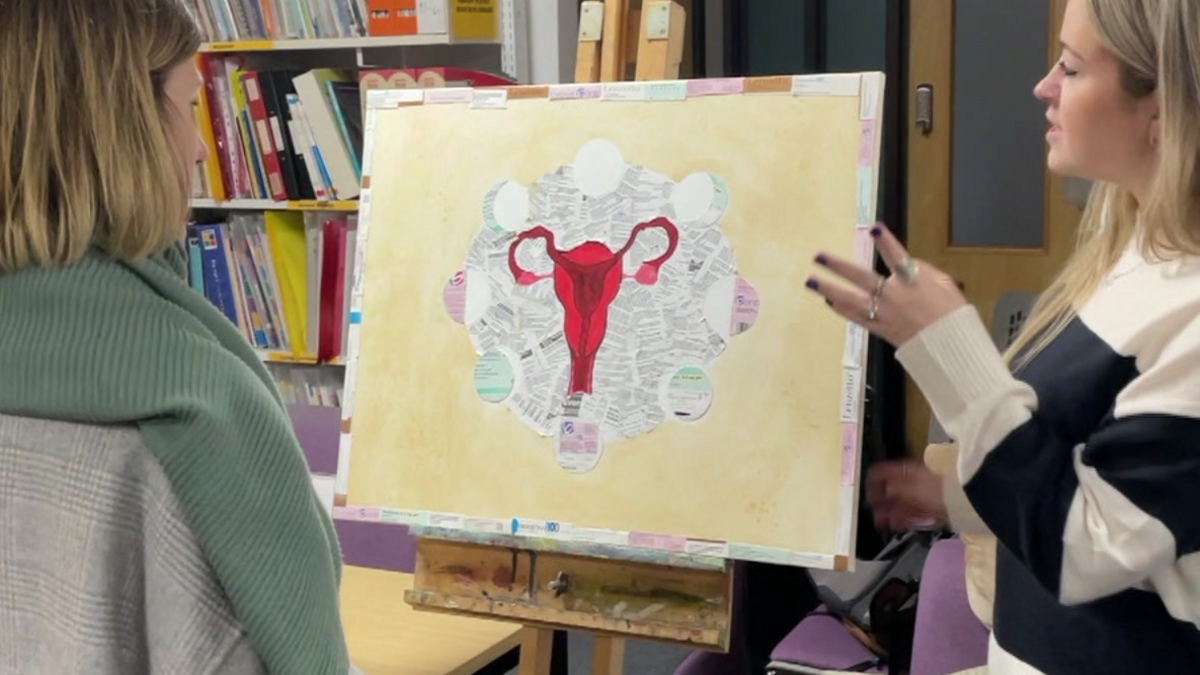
xmin=896 ymin=305 xmax=1014 ymax=435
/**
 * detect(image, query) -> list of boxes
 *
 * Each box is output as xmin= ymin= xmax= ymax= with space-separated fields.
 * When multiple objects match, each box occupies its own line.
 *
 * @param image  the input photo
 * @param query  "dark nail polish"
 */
xmin=825 ymin=299 xmax=834 ymax=307
xmin=814 ymin=253 xmax=829 ymax=266
xmin=870 ymin=226 xmax=882 ymax=238
xmin=805 ymin=278 xmax=819 ymax=291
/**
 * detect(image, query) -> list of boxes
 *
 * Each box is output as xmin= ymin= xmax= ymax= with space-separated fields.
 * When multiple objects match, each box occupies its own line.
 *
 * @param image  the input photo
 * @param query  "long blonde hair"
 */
xmin=1007 ymin=0 xmax=1200 ymax=370
xmin=0 ymin=0 xmax=201 ymax=273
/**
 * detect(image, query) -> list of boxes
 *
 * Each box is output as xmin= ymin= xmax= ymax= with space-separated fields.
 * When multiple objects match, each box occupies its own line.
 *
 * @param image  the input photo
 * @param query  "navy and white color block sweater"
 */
xmin=897 ymin=243 xmax=1200 ymax=675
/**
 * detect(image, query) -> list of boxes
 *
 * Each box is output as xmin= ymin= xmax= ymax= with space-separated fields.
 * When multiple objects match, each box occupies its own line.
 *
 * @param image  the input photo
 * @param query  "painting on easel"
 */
xmin=449 ymin=138 xmax=753 ymax=471
xmin=341 ymin=73 xmax=885 ymax=571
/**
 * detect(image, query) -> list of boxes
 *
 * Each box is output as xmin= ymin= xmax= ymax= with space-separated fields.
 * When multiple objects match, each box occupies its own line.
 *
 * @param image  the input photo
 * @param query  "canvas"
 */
xmin=337 ymin=74 xmax=884 ymax=569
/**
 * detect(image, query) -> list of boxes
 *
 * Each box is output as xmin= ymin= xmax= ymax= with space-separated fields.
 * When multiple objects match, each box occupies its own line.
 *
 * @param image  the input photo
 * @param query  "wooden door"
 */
xmin=903 ymin=0 xmax=1083 ymax=453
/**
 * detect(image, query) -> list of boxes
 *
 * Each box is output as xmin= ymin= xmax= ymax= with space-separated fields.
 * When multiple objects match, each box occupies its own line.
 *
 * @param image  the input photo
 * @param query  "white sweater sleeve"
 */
xmin=897 ymin=305 xmax=1200 ymax=607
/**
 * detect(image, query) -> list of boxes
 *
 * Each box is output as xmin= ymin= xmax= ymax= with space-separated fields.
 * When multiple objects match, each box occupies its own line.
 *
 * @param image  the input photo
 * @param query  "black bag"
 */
xmin=806 ymin=531 xmax=939 ymax=674
xmin=865 ymin=576 xmax=920 ymax=670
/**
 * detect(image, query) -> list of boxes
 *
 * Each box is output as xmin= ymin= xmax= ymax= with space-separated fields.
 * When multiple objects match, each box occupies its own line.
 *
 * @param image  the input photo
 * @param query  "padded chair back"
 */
xmin=908 ymin=539 xmax=990 ymax=675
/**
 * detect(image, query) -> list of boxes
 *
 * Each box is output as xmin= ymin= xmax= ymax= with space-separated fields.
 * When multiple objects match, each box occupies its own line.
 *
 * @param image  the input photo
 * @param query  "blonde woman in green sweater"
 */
xmin=0 ymin=1 xmax=349 ymax=673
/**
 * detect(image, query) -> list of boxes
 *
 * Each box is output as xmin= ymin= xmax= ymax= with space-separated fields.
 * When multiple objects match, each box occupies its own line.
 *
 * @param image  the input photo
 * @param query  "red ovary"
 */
xmin=508 ymin=217 xmax=679 ymax=395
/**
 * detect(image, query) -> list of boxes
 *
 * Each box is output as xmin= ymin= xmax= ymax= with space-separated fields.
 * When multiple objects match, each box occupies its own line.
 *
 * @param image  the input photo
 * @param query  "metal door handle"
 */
xmin=916 ymin=84 xmax=934 ymax=135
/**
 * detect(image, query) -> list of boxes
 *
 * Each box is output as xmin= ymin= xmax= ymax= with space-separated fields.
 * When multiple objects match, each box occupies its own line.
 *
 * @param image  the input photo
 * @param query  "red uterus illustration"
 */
xmin=509 ymin=217 xmax=679 ymax=395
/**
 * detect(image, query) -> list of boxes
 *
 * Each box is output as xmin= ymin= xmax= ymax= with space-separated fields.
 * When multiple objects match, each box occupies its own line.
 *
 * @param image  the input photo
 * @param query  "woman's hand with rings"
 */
xmin=804 ymin=224 xmax=968 ymax=348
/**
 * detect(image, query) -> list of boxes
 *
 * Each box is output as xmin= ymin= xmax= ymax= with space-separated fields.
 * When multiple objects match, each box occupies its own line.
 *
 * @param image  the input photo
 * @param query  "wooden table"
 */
xmin=340 ymin=566 xmax=524 ymax=675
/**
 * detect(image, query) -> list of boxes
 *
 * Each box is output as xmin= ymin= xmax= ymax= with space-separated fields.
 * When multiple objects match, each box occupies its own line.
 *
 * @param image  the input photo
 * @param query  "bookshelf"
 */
xmin=183 ymin=0 xmax=563 ymax=539
xmin=186 ymin=1 xmax=534 ymax=416
xmin=191 ymin=198 xmax=359 ymax=211
xmin=200 ymin=34 xmax=499 ymax=53
xmin=256 ymin=349 xmax=341 ymax=364
xmin=189 ymin=0 xmax=531 ymax=82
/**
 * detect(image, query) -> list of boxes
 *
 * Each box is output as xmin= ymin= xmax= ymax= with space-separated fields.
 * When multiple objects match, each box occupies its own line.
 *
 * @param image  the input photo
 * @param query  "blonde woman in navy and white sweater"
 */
xmin=808 ymin=0 xmax=1200 ymax=673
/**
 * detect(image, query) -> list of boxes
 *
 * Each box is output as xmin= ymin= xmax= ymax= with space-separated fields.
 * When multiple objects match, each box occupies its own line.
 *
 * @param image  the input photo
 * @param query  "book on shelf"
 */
xmin=292 ymin=69 xmax=361 ymax=198
xmin=189 ymin=0 xmax=370 ymax=43
xmin=195 ymin=56 xmax=361 ymax=203
xmin=193 ymin=57 xmax=515 ymax=206
xmin=188 ymin=0 xmax=499 ymax=43
xmin=276 ymin=365 xmax=345 ymax=406
xmin=184 ymin=210 xmax=358 ymax=367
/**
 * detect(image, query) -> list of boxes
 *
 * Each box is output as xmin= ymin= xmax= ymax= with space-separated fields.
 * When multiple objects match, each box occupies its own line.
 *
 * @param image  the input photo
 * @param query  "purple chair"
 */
xmin=673 ymin=648 xmax=749 ymax=675
xmin=765 ymin=608 xmax=885 ymax=674
xmin=672 ymin=552 xmax=891 ymax=675
xmin=287 ymin=403 xmax=342 ymax=475
xmin=670 ymin=559 xmax=883 ymax=675
xmin=701 ymin=537 xmax=987 ymax=675
xmin=288 ymin=403 xmax=419 ymax=574
xmin=909 ymin=539 xmax=989 ymax=675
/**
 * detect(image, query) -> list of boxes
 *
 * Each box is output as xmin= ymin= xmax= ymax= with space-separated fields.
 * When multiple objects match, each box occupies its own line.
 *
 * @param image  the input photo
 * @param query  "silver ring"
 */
xmin=866 ymin=297 xmax=879 ymax=321
xmin=873 ymin=276 xmax=887 ymax=298
xmin=894 ymin=257 xmax=920 ymax=284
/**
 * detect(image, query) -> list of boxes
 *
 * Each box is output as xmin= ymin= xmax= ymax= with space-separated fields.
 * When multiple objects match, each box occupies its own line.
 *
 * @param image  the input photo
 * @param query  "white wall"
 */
xmin=525 ymin=0 xmax=580 ymax=84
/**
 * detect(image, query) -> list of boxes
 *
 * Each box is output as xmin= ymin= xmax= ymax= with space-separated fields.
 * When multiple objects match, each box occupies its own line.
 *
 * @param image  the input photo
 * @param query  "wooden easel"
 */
xmin=405 ymin=532 xmax=733 ymax=675
xmin=575 ymin=0 xmax=688 ymax=83
xmin=402 ymin=5 xmax=730 ymax=674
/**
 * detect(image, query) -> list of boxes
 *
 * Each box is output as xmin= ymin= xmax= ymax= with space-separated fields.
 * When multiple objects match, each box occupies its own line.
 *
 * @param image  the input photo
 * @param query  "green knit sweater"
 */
xmin=0 ymin=244 xmax=347 ymax=674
